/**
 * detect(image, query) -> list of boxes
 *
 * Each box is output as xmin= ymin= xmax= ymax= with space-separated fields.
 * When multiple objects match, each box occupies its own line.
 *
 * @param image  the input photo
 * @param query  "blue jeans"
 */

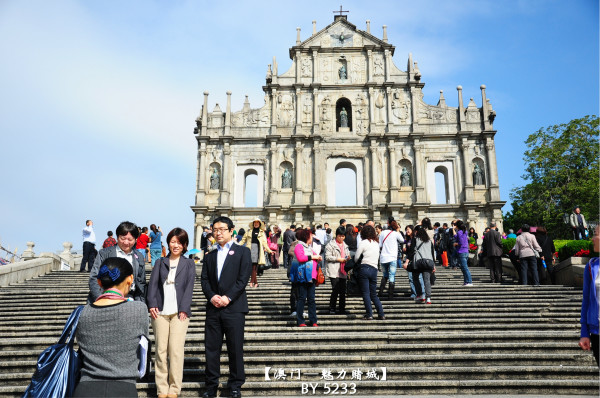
xmin=381 ymin=260 xmax=398 ymax=283
xmin=458 ymin=252 xmax=472 ymax=284
xmin=407 ymin=270 xmax=424 ymax=298
xmin=150 ymin=249 xmax=162 ymax=266
xmin=357 ymin=265 xmax=384 ymax=318
xmin=296 ymin=282 xmax=317 ymax=325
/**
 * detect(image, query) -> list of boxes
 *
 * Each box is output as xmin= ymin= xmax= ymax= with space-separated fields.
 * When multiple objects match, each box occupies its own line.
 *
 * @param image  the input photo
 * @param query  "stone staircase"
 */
xmin=0 ymin=264 xmax=598 ymax=396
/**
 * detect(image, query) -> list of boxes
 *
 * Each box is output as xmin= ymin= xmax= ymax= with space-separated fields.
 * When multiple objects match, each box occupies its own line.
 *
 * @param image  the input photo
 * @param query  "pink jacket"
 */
xmin=294 ymin=242 xmax=318 ymax=280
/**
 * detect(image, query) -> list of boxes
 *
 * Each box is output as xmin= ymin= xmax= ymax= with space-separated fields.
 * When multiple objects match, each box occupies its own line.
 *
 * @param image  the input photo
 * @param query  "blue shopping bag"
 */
xmin=23 ymin=305 xmax=84 ymax=398
xmin=290 ymin=259 xmax=312 ymax=283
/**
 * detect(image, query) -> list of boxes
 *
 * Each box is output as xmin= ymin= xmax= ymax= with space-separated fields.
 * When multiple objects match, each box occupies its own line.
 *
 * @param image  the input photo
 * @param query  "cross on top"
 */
xmin=333 ymin=5 xmax=349 ymax=16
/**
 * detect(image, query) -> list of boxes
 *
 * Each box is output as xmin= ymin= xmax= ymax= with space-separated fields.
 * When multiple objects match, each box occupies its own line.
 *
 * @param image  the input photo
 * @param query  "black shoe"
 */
xmin=329 ymin=309 xmax=336 ymax=315
xmin=231 ymin=390 xmax=242 ymax=398
xmin=337 ymin=309 xmax=349 ymax=315
xmin=202 ymin=391 xmax=216 ymax=398
xmin=377 ymin=315 xmax=386 ymax=320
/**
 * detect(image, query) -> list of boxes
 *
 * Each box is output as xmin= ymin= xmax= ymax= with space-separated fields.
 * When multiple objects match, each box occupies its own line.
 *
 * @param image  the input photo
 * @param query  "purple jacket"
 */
xmin=456 ymin=230 xmax=469 ymax=254
xmin=581 ymin=257 xmax=599 ymax=338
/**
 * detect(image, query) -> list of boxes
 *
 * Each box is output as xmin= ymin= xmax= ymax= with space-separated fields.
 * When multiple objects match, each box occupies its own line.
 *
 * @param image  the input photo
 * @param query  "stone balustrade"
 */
xmin=0 ymin=242 xmax=81 ymax=287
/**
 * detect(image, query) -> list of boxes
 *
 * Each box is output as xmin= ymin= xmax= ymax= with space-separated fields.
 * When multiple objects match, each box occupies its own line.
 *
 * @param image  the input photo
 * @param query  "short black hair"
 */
xmin=521 ymin=224 xmax=530 ymax=232
xmin=86 ymin=220 xmax=91 ymax=225
xmin=167 ymin=227 xmax=189 ymax=254
xmin=97 ymin=257 xmax=133 ymax=290
xmin=290 ymin=224 xmax=296 ymax=229
xmin=316 ymin=224 xmax=322 ymax=229
xmin=107 ymin=231 xmax=113 ymax=236
xmin=116 ymin=221 xmax=140 ymax=239
xmin=212 ymin=216 xmax=234 ymax=230
xmin=340 ymin=219 xmax=346 ymax=225
xmin=335 ymin=227 xmax=346 ymax=237
xmin=326 ymin=228 xmax=331 ymax=234
xmin=434 ymin=222 xmax=440 ymax=228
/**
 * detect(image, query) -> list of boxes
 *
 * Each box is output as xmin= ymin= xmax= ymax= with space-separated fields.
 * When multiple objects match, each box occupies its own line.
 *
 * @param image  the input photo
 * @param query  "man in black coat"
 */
xmin=200 ymin=216 xmax=251 ymax=398
xmin=484 ymin=222 xmax=504 ymax=283
xmin=282 ymin=224 xmax=296 ymax=269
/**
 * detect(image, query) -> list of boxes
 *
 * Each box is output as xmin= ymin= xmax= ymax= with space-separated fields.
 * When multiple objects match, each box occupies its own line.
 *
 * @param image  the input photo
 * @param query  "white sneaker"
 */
xmin=426 ymin=298 xmax=431 ymax=304
xmin=463 ymin=283 xmax=473 ymax=287
xmin=303 ymin=312 xmax=308 ymax=317
xmin=414 ymin=294 xmax=425 ymax=302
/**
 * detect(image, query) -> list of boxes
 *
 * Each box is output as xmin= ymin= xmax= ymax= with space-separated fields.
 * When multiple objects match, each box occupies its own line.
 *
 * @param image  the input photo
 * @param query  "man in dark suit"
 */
xmin=484 ymin=222 xmax=504 ymax=283
xmin=201 ymin=216 xmax=251 ymax=398
xmin=88 ymin=221 xmax=147 ymax=303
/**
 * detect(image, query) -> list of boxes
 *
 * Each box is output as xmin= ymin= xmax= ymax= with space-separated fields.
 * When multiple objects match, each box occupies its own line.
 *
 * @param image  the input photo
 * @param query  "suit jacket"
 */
xmin=88 ymin=245 xmax=148 ymax=304
xmin=201 ymin=242 xmax=252 ymax=314
xmin=147 ymin=256 xmax=196 ymax=317
xmin=483 ymin=229 xmax=503 ymax=257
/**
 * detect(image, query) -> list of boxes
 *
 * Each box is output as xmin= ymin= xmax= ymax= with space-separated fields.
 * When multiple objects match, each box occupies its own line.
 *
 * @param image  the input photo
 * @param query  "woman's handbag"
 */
xmin=258 ymin=253 xmax=272 ymax=272
xmin=23 ymin=305 xmax=85 ymax=398
xmin=315 ymin=267 xmax=325 ymax=286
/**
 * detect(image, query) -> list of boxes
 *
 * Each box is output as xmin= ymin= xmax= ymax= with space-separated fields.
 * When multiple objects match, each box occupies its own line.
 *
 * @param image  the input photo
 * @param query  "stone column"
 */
xmin=481 ymin=85 xmax=491 ymax=131
xmin=457 ymin=86 xmax=466 ymax=131
xmin=413 ymin=141 xmax=426 ymax=202
xmin=221 ymin=142 xmax=232 ymax=206
xmin=486 ymin=138 xmax=501 ymax=201
xmin=312 ymin=88 xmax=319 ymax=133
xmin=386 ymin=86 xmax=392 ymax=130
xmin=461 ymin=139 xmax=474 ymax=202
xmin=384 ymin=49 xmax=391 ymax=81
xmin=201 ymin=92 xmax=209 ymax=135
xmin=271 ymin=88 xmax=278 ymax=135
xmin=313 ymin=139 xmax=322 ymax=204
xmin=389 ymin=140 xmax=398 ymax=189
xmin=269 ymin=142 xmax=277 ymax=202
xmin=60 ymin=242 xmax=74 ymax=269
xmin=368 ymin=87 xmax=375 ymax=125
xmin=367 ymin=49 xmax=373 ymax=82
xmin=225 ymin=91 xmax=232 ymax=135
xmin=370 ymin=139 xmax=379 ymax=189
xmin=312 ymin=50 xmax=318 ymax=84
xmin=410 ymin=87 xmax=419 ymax=128
xmin=295 ymin=50 xmax=301 ymax=84
xmin=294 ymin=141 xmax=303 ymax=203
xmin=295 ymin=87 xmax=302 ymax=133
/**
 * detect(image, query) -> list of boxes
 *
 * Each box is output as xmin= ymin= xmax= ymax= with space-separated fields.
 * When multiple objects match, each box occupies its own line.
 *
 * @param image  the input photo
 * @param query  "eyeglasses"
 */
xmin=212 ymin=227 xmax=230 ymax=234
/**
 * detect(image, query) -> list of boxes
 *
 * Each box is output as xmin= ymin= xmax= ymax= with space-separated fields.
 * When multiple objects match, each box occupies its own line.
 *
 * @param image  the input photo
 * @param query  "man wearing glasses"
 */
xmin=200 ymin=216 xmax=251 ymax=398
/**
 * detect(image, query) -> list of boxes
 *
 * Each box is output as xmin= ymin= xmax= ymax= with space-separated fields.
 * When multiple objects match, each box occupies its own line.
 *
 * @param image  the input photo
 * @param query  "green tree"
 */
xmin=503 ymin=115 xmax=599 ymax=238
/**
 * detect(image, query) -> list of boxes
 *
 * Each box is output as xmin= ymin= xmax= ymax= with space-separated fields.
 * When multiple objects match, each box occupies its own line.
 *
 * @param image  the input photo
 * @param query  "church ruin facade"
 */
xmin=191 ymin=14 xmax=505 ymax=248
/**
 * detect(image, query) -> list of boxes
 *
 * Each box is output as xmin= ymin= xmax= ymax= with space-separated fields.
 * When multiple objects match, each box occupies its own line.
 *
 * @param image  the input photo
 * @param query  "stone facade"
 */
xmin=191 ymin=15 xmax=505 ymax=249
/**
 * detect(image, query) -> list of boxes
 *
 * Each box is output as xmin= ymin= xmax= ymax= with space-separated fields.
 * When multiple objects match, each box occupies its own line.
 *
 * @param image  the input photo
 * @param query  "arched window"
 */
xmin=244 ymin=169 xmax=258 ymax=207
xmin=334 ymin=162 xmax=357 ymax=206
xmin=434 ymin=166 xmax=450 ymax=204
xmin=336 ymin=97 xmax=352 ymax=131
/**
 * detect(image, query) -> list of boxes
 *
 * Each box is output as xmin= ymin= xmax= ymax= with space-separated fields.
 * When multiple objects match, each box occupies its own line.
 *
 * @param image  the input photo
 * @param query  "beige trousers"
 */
xmin=151 ymin=313 xmax=190 ymax=395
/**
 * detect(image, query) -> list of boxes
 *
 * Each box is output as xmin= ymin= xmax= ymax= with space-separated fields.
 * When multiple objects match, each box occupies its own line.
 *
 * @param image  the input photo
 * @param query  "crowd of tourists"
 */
xmin=32 ymin=215 xmax=597 ymax=398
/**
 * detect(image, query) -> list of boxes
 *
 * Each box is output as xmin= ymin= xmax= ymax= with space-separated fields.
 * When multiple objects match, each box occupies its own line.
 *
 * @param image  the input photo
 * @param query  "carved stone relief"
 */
xmin=354 ymin=94 xmax=369 ymax=135
xmin=350 ymin=57 xmax=364 ymax=84
xmin=375 ymin=90 xmax=386 ymax=123
xmin=302 ymin=95 xmax=312 ymax=124
xmin=320 ymin=96 xmax=332 ymax=132
xmin=391 ymin=89 xmax=409 ymax=123
xmin=301 ymin=57 xmax=312 ymax=77
xmin=373 ymin=54 xmax=384 ymax=76
xmin=320 ymin=57 xmax=332 ymax=82
xmin=277 ymin=94 xmax=295 ymax=127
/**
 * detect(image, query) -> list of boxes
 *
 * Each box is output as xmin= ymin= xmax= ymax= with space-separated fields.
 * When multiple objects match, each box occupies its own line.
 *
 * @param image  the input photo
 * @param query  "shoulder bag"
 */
xmin=23 ymin=305 xmax=85 ymax=398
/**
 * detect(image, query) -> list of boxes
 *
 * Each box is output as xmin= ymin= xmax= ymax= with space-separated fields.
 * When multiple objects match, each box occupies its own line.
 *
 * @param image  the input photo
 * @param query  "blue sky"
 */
xmin=0 ymin=0 xmax=598 ymax=254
